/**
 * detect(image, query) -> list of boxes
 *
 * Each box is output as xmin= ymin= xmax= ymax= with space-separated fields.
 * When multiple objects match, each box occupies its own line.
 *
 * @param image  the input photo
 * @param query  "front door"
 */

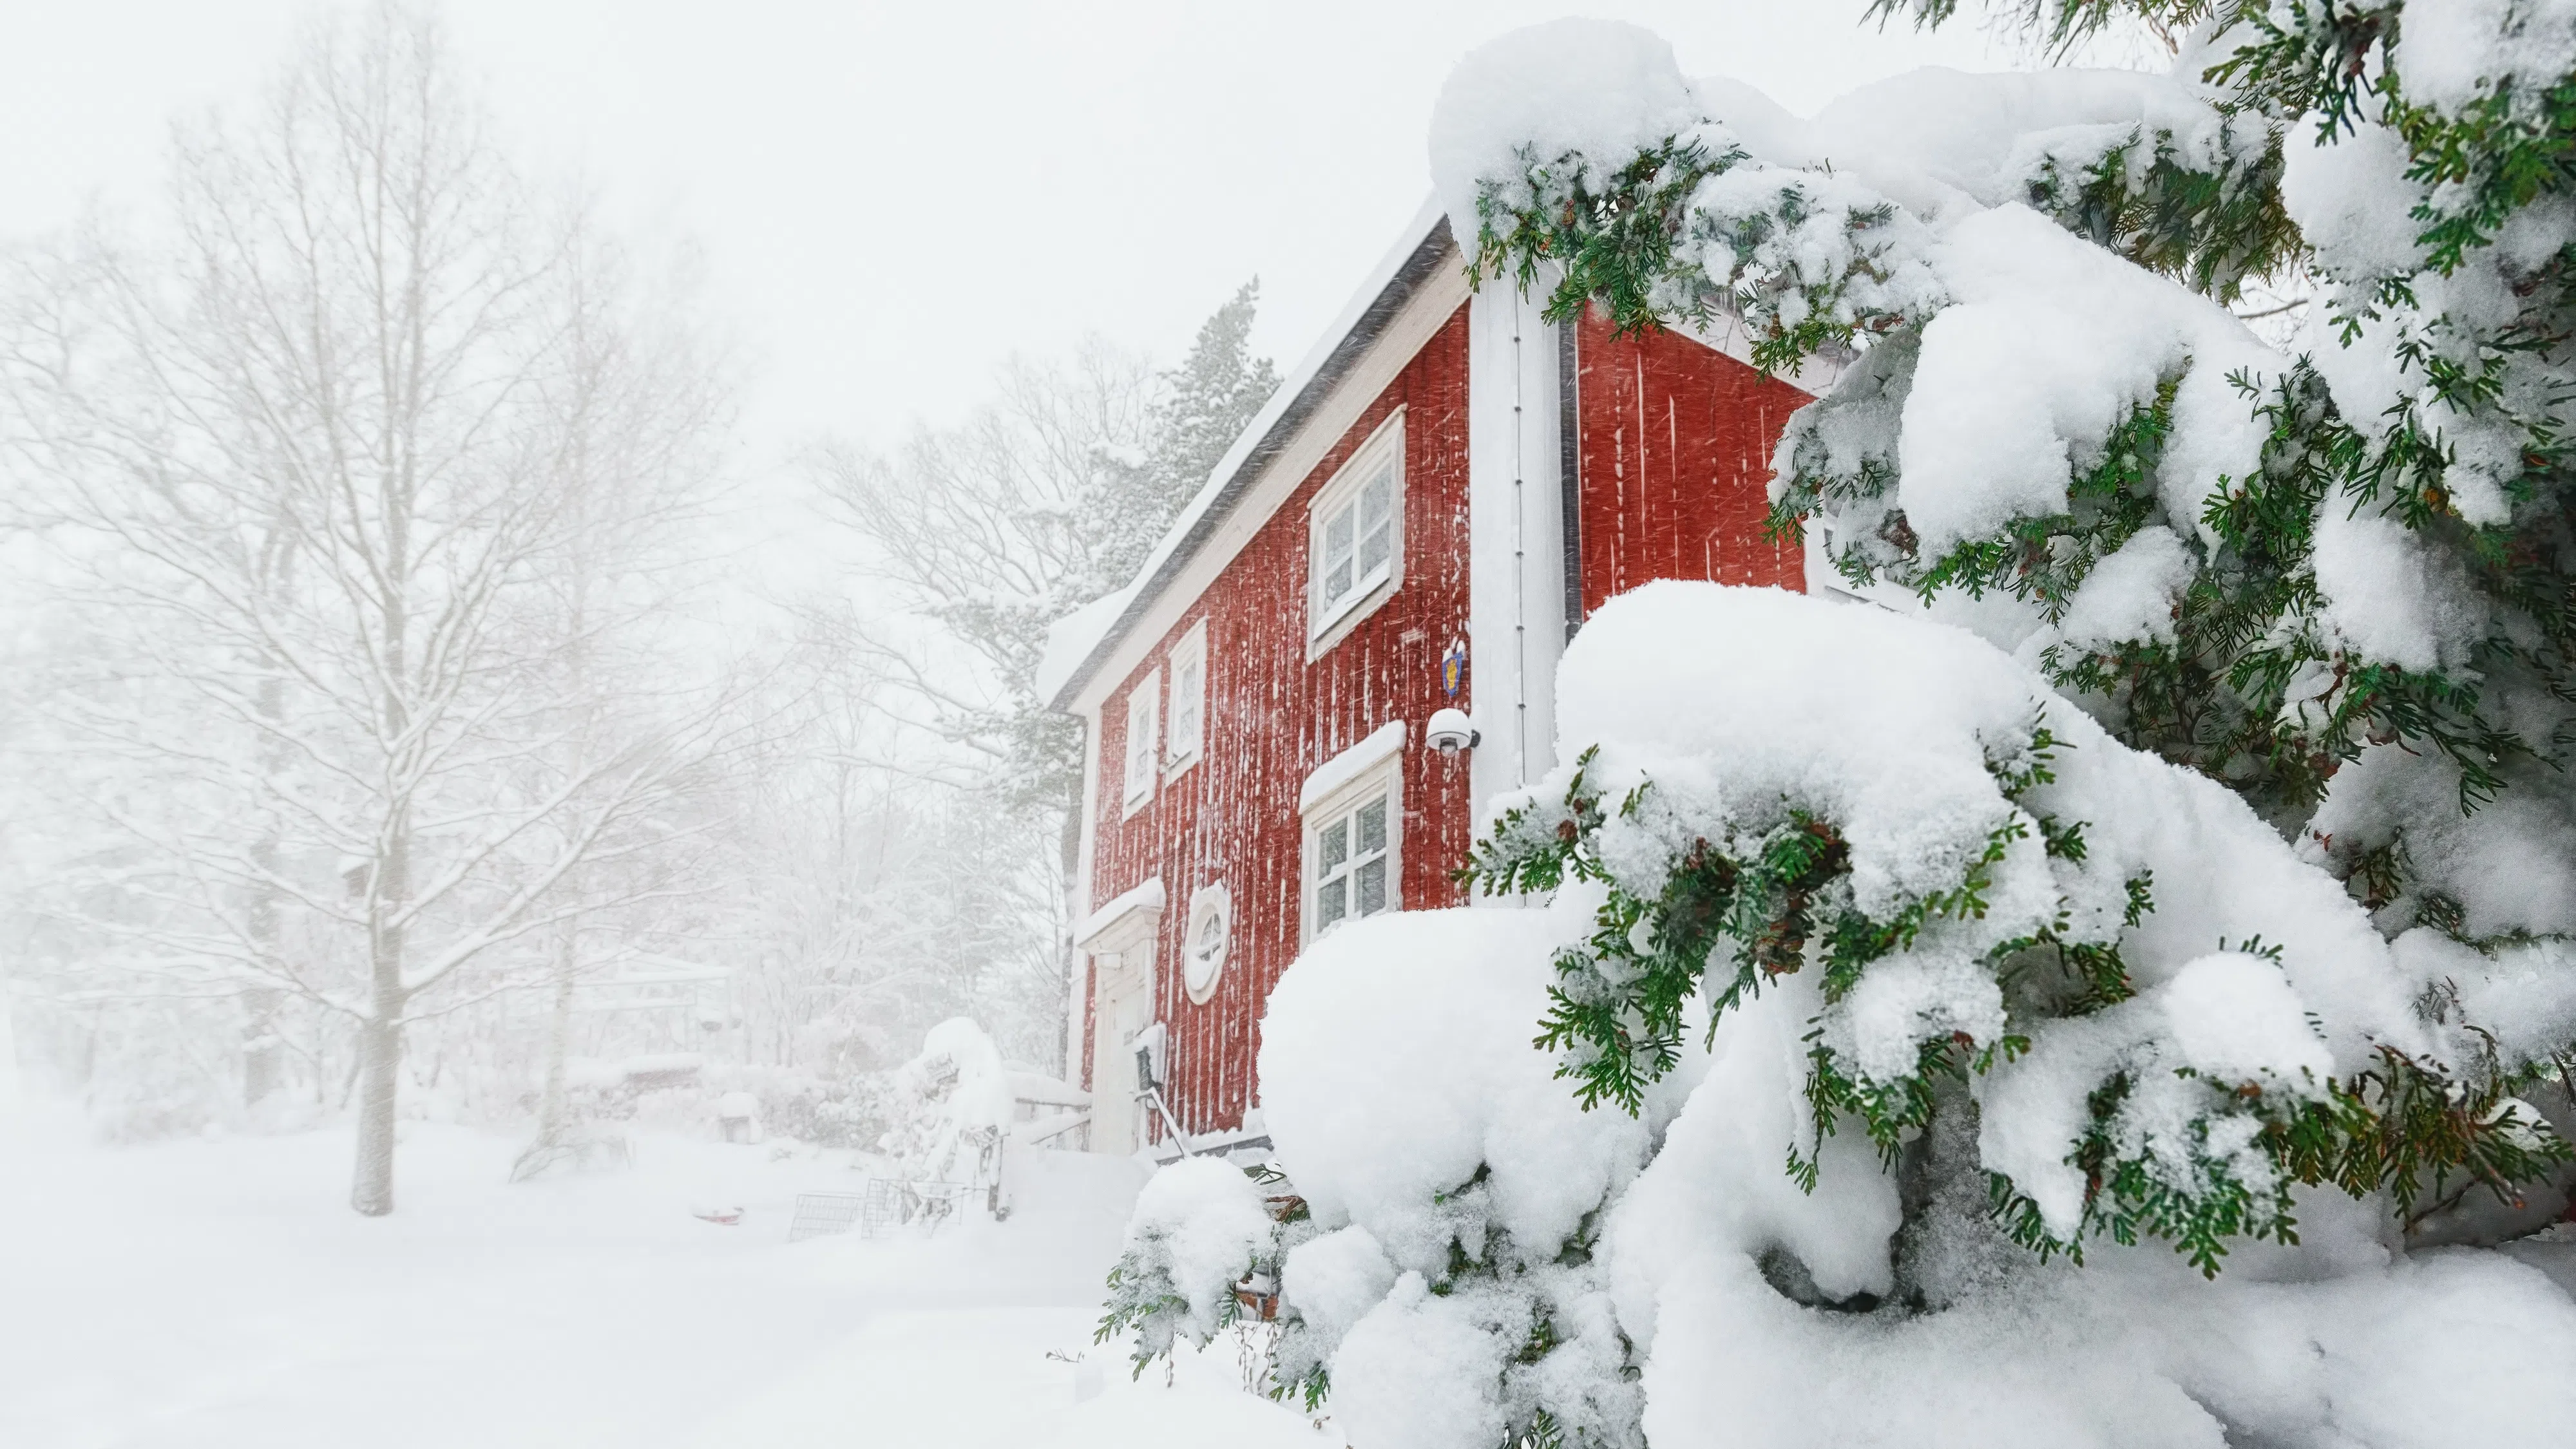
xmin=1089 ymin=941 xmax=1154 ymax=1154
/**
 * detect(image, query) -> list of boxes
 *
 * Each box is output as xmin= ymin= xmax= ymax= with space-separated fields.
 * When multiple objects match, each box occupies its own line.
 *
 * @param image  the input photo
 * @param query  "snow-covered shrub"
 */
xmin=1115 ymin=10 xmax=2576 ymax=1441
xmin=1480 ymin=584 xmax=2566 ymax=1269
xmin=1261 ymin=909 xmax=1674 ymax=1446
xmin=803 ymin=1072 xmax=908 ymax=1150
xmin=1159 ymin=585 xmax=2576 ymax=1447
xmin=699 ymin=1062 xmax=903 ymax=1150
xmin=1097 ymin=1156 xmax=1286 ymax=1372
xmin=689 ymin=1023 xmax=1016 ymax=1157
xmin=89 ymin=1085 xmax=226 ymax=1145
xmin=1433 ymin=10 xmax=2576 ymax=1253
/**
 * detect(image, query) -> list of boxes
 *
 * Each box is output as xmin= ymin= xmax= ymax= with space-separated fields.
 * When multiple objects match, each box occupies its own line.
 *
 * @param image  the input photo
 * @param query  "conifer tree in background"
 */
xmin=1110 ymin=6 xmax=2576 ymax=1444
xmin=1100 ymin=282 xmax=1286 ymax=586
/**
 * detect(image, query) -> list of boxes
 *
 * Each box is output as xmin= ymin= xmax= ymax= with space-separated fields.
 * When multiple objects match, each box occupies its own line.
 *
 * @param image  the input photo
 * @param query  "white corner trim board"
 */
xmin=1299 ymin=721 xmax=1408 ymax=813
xmin=1074 ymin=876 xmax=1166 ymax=947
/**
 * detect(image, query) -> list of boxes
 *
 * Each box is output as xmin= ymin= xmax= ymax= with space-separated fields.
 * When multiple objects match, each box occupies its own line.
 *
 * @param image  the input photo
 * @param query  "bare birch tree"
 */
xmin=0 ymin=3 xmax=733 ymax=1213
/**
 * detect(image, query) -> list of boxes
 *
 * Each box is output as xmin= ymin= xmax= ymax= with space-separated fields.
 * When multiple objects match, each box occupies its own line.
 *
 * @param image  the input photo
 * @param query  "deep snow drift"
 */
xmin=0 ymin=1112 xmax=1319 ymax=1449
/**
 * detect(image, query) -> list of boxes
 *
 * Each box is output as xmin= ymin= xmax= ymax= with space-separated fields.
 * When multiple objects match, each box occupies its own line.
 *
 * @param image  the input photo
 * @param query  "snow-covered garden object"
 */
xmin=877 ymin=1018 xmax=1016 ymax=1193
xmin=1109 ymin=6 xmax=2576 ymax=1443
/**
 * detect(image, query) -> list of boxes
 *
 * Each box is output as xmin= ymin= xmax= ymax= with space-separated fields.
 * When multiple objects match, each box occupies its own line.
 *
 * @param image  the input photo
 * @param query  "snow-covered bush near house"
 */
xmin=691 ymin=1061 xmax=890 ymax=1150
xmin=1263 ymin=909 xmax=1672 ymax=1446
xmin=1127 ymin=584 xmax=2576 ymax=1448
xmin=1433 ymin=9 xmax=2576 ymax=1238
xmin=1117 ymin=7 xmax=2576 ymax=1442
xmin=1098 ymin=1155 xmax=1282 ymax=1372
xmin=683 ymin=1025 xmax=1029 ymax=1160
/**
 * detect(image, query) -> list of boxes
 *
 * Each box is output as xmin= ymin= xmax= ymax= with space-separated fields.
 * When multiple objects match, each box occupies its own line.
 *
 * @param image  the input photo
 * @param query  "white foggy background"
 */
xmin=0 ymin=1 xmax=2011 ymax=456
xmin=0 ymin=6 xmax=2195 ymax=1446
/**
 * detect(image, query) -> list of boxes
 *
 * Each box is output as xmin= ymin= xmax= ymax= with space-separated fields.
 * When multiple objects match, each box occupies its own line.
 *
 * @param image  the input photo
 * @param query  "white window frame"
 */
xmin=1301 ymin=757 xmax=1402 ymax=945
xmin=1163 ymin=621 xmax=1208 ymax=780
xmin=1121 ymin=668 xmax=1160 ymax=817
xmin=1306 ymin=409 xmax=1406 ymax=656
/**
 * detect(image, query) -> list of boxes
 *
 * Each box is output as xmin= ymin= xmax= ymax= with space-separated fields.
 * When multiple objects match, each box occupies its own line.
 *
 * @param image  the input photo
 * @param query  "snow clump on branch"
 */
xmin=1116 ymin=584 xmax=2576 ymax=1448
xmin=1111 ymin=10 xmax=2576 ymax=1444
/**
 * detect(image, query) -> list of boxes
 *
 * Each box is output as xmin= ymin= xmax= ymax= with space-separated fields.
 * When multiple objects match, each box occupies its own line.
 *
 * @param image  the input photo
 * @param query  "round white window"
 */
xmin=1183 ymin=883 xmax=1231 ymax=1005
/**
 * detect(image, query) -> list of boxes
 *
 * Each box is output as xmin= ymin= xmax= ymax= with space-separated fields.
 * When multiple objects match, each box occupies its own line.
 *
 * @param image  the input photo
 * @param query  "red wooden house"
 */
xmin=1040 ymin=202 xmax=1845 ymax=1158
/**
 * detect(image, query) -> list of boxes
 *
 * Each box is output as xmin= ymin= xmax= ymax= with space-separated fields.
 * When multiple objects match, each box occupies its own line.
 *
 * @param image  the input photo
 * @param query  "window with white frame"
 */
xmin=1308 ymin=412 xmax=1404 ymax=643
xmin=1306 ymin=767 xmax=1399 ymax=940
xmin=1121 ymin=669 xmax=1160 ymax=813
xmin=1165 ymin=623 xmax=1207 ymax=775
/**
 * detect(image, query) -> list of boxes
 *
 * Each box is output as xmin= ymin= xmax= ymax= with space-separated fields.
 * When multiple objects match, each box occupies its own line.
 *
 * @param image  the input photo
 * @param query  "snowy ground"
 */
xmin=0 ymin=1111 xmax=1329 ymax=1448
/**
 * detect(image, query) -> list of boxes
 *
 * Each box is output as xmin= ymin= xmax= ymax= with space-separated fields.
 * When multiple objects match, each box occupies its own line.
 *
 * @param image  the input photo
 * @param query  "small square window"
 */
xmin=1308 ymin=411 xmax=1405 ymax=650
xmin=1165 ymin=623 xmax=1208 ymax=776
xmin=1306 ymin=770 xmax=1398 ymax=942
xmin=1316 ymin=819 xmax=1349 ymax=930
xmin=1121 ymin=669 xmax=1160 ymax=814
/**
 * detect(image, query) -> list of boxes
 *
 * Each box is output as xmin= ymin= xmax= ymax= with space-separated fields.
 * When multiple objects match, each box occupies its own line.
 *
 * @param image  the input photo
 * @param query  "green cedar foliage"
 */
xmin=1455 ymin=0 xmax=2576 ymax=1272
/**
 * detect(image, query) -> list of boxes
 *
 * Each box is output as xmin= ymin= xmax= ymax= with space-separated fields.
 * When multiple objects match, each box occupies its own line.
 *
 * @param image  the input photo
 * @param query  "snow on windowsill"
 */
xmin=1310 ymin=565 xmax=1395 ymax=643
xmin=1074 ymin=876 xmax=1167 ymax=947
xmin=1300 ymin=721 xmax=1408 ymax=813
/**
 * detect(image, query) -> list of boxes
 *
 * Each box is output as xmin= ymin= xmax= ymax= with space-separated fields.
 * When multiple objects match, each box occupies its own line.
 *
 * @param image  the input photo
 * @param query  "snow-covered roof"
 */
xmin=1044 ymin=197 xmax=1457 ymax=712
xmin=1034 ymin=581 xmax=1136 ymax=708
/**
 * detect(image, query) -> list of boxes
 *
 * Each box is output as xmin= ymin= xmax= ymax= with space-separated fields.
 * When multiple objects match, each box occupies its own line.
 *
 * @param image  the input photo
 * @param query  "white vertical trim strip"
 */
xmin=1468 ymin=278 xmax=1569 ymax=828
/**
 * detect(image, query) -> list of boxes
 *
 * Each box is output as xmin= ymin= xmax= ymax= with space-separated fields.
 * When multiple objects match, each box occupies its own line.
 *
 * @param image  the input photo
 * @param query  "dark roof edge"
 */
xmin=1047 ymin=216 xmax=1460 ymax=712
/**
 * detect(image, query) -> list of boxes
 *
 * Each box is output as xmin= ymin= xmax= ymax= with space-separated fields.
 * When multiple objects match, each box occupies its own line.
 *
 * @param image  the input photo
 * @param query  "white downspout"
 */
xmin=1468 ymin=270 xmax=1569 ymax=829
xmin=1511 ymin=312 xmax=1529 ymax=786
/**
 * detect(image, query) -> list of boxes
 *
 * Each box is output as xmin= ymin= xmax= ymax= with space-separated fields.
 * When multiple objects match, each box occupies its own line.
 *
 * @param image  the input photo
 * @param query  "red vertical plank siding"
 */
xmin=1574 ymin=307 xmax=1813 ymax=616
xmin=1086 ymin=305 xmax=1474 ymax=1140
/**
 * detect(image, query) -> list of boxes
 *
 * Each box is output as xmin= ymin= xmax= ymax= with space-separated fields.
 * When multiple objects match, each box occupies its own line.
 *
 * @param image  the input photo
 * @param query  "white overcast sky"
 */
xmin=0 ymin=2 xmax=2023 ymax=459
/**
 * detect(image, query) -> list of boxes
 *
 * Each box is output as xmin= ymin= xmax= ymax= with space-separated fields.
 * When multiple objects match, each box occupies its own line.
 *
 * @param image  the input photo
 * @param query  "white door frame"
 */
xmin=1079 ymin=896 xmax=1163 ymax=1156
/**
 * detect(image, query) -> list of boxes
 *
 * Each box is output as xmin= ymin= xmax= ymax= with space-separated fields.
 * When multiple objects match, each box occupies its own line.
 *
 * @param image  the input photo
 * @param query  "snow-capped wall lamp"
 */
xmin=1426 ymin=707 xmax=1479 ymax=756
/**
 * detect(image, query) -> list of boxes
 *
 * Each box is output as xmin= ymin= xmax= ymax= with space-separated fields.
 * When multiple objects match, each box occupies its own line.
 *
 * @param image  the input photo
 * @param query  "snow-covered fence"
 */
xmin=786 ymin=1191 xmax=868 ymax=1242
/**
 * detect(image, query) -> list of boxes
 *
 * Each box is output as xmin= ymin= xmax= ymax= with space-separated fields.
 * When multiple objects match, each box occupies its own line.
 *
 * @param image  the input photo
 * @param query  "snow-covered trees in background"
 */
xmin=1117 ymin=6 xmax=2576 ymax=1444
xmin=712 ymin=687 xmax=1066 ymax=1076
xmin=811 ymin=284 xmax=1280 ymax=1063
xmin=0 ymin=2 xmax=1265 ymax=1204
xmin=816 ymin=283 xmax=1279 ymax=842
xmin=0 ymin=5 xmax=739 ymax=1213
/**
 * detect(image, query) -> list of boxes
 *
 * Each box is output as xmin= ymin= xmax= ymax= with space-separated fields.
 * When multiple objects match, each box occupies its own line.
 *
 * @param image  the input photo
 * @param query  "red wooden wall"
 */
xmin=1572 ymin=307 xmax=1813 ymax=613
xmin=1084 ymin=304 xmax=1475 ymax=1141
